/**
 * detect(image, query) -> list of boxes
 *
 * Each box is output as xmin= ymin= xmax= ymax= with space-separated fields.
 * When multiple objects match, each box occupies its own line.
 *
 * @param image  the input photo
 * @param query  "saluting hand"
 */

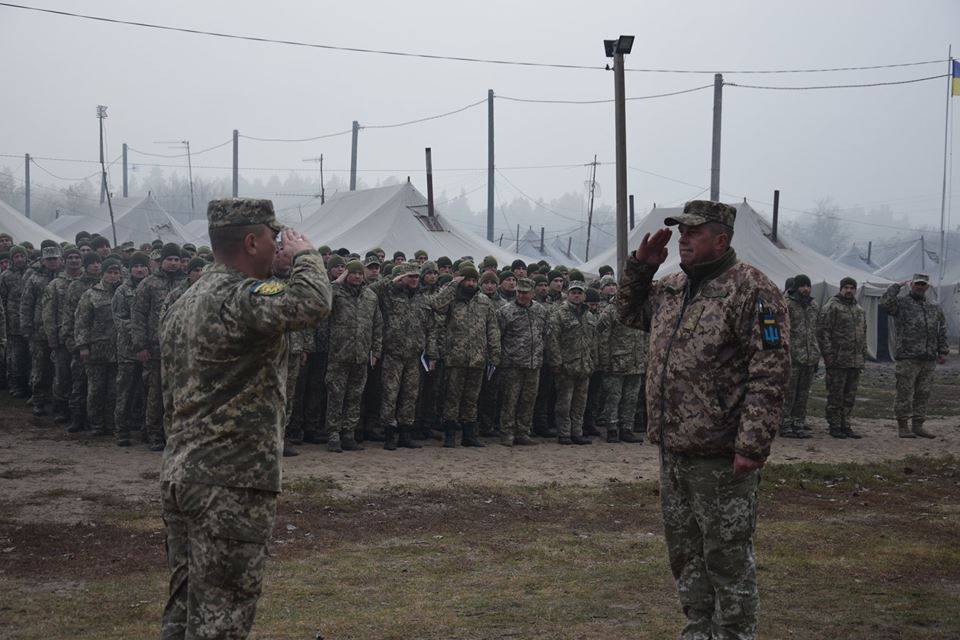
xmin=277 ymin=229 xmax=314 ymax=262
xmin=634 ymin=229 xmax=672 ymax=266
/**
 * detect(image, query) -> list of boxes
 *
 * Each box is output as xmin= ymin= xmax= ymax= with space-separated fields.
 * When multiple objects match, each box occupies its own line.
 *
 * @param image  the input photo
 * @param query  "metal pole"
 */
xmin=772 ymin=190 xmax=780 ymax=243
xmin=319 ymin=154 xmax=325 ymax=205
xmin=425 ymin=147 xmax=435 ymax=217
xmin=629 ymin=194 xmax=635 ymax=230
xmin=540 ymin=226 xmax=545 ymax=253
xmin=614 ymin=52 xmax=629 ymax=277
xmin=498 ymin=233 xmax=503 ymax=246
xmin=487 ymin=89 xmax=495 ymax=242
xmin=567 ymin=236 xmax=573 ymax=259
xmin=938 ymin=46 xmax=952 ymax=283
xmin=710 ymin=73 xmax=723 ymax=202
xmin=24 ymin=154 xmax=30 ymax=218
xmin=350 ymin=120 xmax=359 ymax=191
xmin=585 ymin=154 xmax=598 ymax=261
xmin=232 ymin=129 xmax=239 ymax=197
xmin=97 ymin=105 xmax=117 ymax=246
xmin=185 ymin=141 xmax=195 ymax=216
xmin=122 ymin=143 xmax=128 ymax=197
xmin=99 ymin=113 xmax=106 ymax=205
xmin=516 ymin=224 xmax=520 ymax=253
xmin=867 ymin=241 xmax=872 ymax=263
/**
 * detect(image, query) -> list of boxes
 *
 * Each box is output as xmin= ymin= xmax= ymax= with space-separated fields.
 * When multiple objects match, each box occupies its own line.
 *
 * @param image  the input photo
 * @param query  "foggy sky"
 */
xmin=2 ymin=0 xmax=958 ymax=234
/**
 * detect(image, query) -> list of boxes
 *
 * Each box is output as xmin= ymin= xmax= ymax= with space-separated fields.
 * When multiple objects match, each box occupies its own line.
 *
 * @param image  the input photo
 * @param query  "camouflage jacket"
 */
xmin=60 ymin=274 xmax=99 ymax=352
xmin=437 ymin=285 xmax=501 ymax=368
xmin=787 ymin=293 xmax=820 ymax=366
xmin=617 ymin=250 xmax=790 ymax=462
xmin=0 ymin=265 xmax=27 ymax=336
xmin=483 ymin=290 xmax=508 ymax=311
xmin=879 ymin=284 xmax=949 ymax=360
xmin=546 ymin=300 xmax=599 ymax=376
xmin=160 ymin=252 xmax=332 ymax=493
xmin=42 ymin=271 xmax=80 ymax=348
xmin=817 ymin=295 xmax=867 ymax=368
xmin=112 ymin=277 xmax=144 ymax=363
xmin=160 ymin=280 xmax=192 ymax=319
xmin=496 ymin=299 xmax=548 ymax=369
xmin=131 ymin=269 xmax=184 ymax=357
xmin=369 ymin=278 xmax=437 ymax=360
xmin=327 ymin=281 xmax=383 ymax=364
xmin=596 ymin=301 xmax=648 ymax=375
xmin=19 ymin=268 xmax=56 ymax=342
xmin=74 ymin=280 xmax=119 ymax=363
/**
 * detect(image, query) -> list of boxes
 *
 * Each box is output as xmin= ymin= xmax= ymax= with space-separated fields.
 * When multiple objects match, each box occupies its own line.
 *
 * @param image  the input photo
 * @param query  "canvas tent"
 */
xmin=514 ymin=227 xmax=582 ymax=266
xmin=581 ymin=200 xmax=894 ymax=358
xmin=183 ymin=219 xmax=210 ymax=248
xmin=0 ymin=197 xmax=65 ymax=245
xmin=47 ymin=213 xmax=106 ymax=243
xmin=832 ymin=243 xmax=879 ymax=272
xmin=45 ymin=193 xmax=190 ymax=246
xmin=300 ymin=183 xmax=526 ymax=265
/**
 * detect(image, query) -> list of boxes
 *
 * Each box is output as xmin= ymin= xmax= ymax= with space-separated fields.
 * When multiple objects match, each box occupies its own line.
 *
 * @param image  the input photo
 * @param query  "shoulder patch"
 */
xmin=251 ymin=280 xmax=286 ymax=296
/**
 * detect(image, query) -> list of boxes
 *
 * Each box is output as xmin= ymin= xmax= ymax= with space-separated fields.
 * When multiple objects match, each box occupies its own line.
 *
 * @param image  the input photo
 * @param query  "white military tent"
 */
xmin=581 ymin=200 xmax=894 ymax=358
xmin=0 ymin=198 xmax=65 ymax=245
xmin=300 ymin=183 xmax=526 ymax=265
xmin=832 ymin=243 xmax=879 ymax=272
xmin=515 ymin=227 xmax=582 ymax=266
xmin=183 ymin=219 xmax=211 ymax=248
xmin=47 ymin=213 xmax=106 ymax=242
xmin=45 ymin=193 xmax=190 ymax=246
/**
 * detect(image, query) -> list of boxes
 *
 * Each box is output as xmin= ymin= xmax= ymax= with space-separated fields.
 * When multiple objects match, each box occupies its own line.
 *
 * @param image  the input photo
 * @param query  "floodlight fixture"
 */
xmin=616 ymin=35 xmax=635 ymax=54
xmin=603 ymin=39 xmax=617 ymax=58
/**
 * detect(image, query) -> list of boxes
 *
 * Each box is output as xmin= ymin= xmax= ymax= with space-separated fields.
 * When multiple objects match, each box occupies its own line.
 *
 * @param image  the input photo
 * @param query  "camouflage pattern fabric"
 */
xmin=379 ymin=354 xmax=422 ymax=427
xmin=782 ymin=364 xmax=816 ymax=430
xmin=442 ymin=366 xmax=484 ymax=423
xmin=0 ymin=264 xmax=26 ymax=337
xmin=114 ymin=361 xmax=143 ymax=441
xmin=282 ymin=354 xmax=303 ymax=442
xmin=5 ymin=335 xmax=28 ymax=395
xmin=437 ymin=284 xmax=500 ymax=369
xmin=325 ymin=360 xmax=368 ymax=440
xmin=50 ymin=346 xmax=71 ymax=410
xmin=596 ymin=302 xmax=647 ymax=375
xmin=300 ymin=326 xmax=329 ymax=440
xmin=546 ymin=301 xmax=598 ymax=377
xmin=787 ymin=293 xmax=820 ymax=366
xmin=499 ymin=367 xmax=540 ymax=438
xmin=61 ymin=274 xmax=98 ymax=353
xmin=477 ymin=368 xmax=502 ymax=435
xmin=368 ymin=278 xmax=437 ymax=361
xmin=617 ymin=250 xmax=790 ymax=461
xmin=660 ymin=452 xmax=760 ymax=640
xmin=496 ymin=299 xmax=548 ymax=368
xmin=85 ymin=362 xmax=117 ymax=433
xmin=598 ymin=373 xmax=642 ymax=435
xmin=41 ymin=271 xmax=78 ymax=350
xmin=555 ymin=373 xmax=589 ymax=438
xmin=160 ymin=481 xmax=277 ymax=640
xmin=817 ymin=295 xmax=867 ymax=369
xmin=159 ymin=252 xmax=332 ymax=493
xmin=879 ymin=284 xmax=949 ymax=361
xmin=894 ymin=358 xmax=936 ymax=421
xmin=28 ymin=341 xmax=52 ymax=407
xmin=112 ymin=278 xmax=141 ymax=363
xmin=64 ymin=275 xmax=101 ymax=418
xmin=131 ymin=270 xmax=184 ymax=358
xmin=143 ymin=360 xmax=164 ymax=445
xmin=21 ymin=269 xmax=56 ymax=405
xmin=824 ymin=367 xmax=860 ymax=430
xmin=328 ymin=282 xmax=383 ymax=365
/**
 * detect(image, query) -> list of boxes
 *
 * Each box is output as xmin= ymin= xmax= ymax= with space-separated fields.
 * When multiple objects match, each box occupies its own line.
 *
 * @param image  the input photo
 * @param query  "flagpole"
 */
xmin=938 ymin=45 xmax=952 ymax=284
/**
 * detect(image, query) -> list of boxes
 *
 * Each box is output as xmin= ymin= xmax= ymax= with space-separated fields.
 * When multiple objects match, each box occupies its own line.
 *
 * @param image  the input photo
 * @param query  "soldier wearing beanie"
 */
xmin=327 ymin=254 xmax=347 ymax=280
xmin=545 ymin=269 xmax=565 ymax=304
xmin=161 ymin=257 xmax=207 ymax=317
xmin=510 ymin=259 xmax=527 ymax=279
xmin=90 ymin=235 xmax=111 ymax=259
xmin=419 ymin=261 xmax=439 ymax=292
xmin=2 ymin=245 xmax=31 ymax=397
xmin=818 ymin=276 xmax=866 ymax=439
xmin=531 ymin=274 xmax=549 ymax=304
xmin=393 ymin=250 xmax=406 ymax=266
xmin=780 ymin=274 xmax=819 ymax=439
xmin=414 ymin=260 xmax=444 ymax=438
xmin=132 ymin=242 xmax=185 ymax=450
xmin=40 ymin=245 xmax=85 ymax=423
xmin=58 ymin=249 xmax=104 ymax=430
xmin=0 ymin=232 xmax=13 ymax=253
xmin=598 ymin=265 xmax=614 ymax=278
xmin=546 ymin=281 xmax=597 ymax=445
xmin=498 ymin=270 xmax=517 ymax=303
xmin=479 ymin=270 xmax=503 ymax=307
xmin=20 ymin=244 xmax=62 ymax=415
xmin=414 ymin=249 xmax=428 ymax=264
xmin=114 ymin=251 xmax=151 ymax=445
xmin=436 ymin=255 xmax=453 ymax=274
xmin=480 ymin=255 xmax=498 ymax=273
xmin=475 ymin=269 xmax=508 ymax=437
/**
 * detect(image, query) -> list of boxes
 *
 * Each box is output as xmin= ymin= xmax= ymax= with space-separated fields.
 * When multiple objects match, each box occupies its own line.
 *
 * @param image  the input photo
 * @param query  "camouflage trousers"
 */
xmin=326 ymin=360 xmax=368 ymax=442
xmin=478 ymin=367 xmax=502 ymax=433
xmin=300 ymin=351 xmax=327 ymax=439
xmin=114 ymin=361 xmax=144 ymax=441
xmin=5 ymin=334 xmax=30 ymax=394
xmin=283 ymin=352 xmax=303 ymax=442
xmin=29 ymin=339 xmax=52 ymax=407
xmin=824 ymin=367 xmax=861 ymax=430
xmin=598 ymin=373 xmax=642 ymax=435
xmin=51 ymin=346 xmax=71 ymax=410
xmin=160 ymin=481 xmax=277 ymax=640
xmin=894 ymin=358 xmax=936 ymax=421
xmin=85 ymin=362 xmax=116 ymax=433
xmin=782 ymin=363 xmax=816 ymax=429
xmin=142 ymin=359 xmax=164 ymax=444
xmin=442 ymin=366 xmax=485 ymax=423
xmin=660 ymin=452 xmax=760 ymax=640
xmin=499 ymin=367 xmax=540 ymax=438
xmin=533 ymin=366 xmax=557 ymax=432
xmin=380 ymin=354 xmax=421 ymax=427
xmin=555 ymin=372 xmax=589 ymax=438
xmin=69 ymin=353 xmax=87 ymax=419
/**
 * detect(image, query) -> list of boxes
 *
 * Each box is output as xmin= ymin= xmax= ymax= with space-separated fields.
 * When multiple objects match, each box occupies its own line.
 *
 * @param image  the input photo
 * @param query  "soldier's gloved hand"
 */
xmin=633 ymin=229 xmax=672 ymax=266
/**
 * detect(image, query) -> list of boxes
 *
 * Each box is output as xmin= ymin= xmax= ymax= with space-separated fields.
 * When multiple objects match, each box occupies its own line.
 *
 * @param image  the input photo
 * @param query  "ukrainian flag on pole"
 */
xmin=953 ymin=59 xmax=960 ymax=96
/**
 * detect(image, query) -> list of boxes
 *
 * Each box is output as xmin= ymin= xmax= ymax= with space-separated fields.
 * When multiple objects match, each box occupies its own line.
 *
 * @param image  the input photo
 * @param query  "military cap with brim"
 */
xmin=516 ymin=277 xmax=534 ymax=292
xmin=665 ymin=200 xmax=737 ymax=228
xmin=567 ymin=281 xmax=586 ymax=292
xmin=363 ymin=254 xmax=381 ymax=267
xmin=913 ymin=273 xmax=930 ymax=283
xmin=207 ymin=198 xmax=285 ymax=233
xmin=41 ymin=245 xmax=62 ymax=259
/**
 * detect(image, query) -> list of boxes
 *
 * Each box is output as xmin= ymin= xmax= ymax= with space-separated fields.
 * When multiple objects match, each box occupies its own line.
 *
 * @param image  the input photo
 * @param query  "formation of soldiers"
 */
xmin=0 ymin=227 xmax=951 ymax=453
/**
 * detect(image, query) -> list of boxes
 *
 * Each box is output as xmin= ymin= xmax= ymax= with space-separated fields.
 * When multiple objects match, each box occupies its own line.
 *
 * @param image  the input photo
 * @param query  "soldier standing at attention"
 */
xmin=780 ymin=274 xmax=820 ymax=439
xmin=21 ymin=244 xmax=62 ymax=417
xmin=159 ymin=199 xmax=330 ymax=639
xmin=817 ymin=277 xmax=868 ymax=439
xmin=595 ymin=292 xmax=646 ymax=443
xmin=879 ymin=273 xmax=949 ymax=438
xmin=62 ymin=251 xmax=102 ymax=432
xmin=43 ymin=245 xmax=84 ymax=424
xmin=1 ymin=246 xmax=30 ymax=398
xmin=113 ymin=252 xmax=150 ymax=447
xmin=618 ymin=200 xmax=790 ymax=640
xmin=546 ymin=281 xmax=597 ymax=445
xmin=132 ymin=243 xmax=184 ymax=451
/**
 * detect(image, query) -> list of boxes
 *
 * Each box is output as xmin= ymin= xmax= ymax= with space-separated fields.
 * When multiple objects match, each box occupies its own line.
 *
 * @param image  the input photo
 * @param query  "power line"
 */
xmin=497 ymin=84 xmax=714 ymax=104
xmin=239 ymin=129 xmax=353 ymax=144
xmin=363 ymin=99 xmax=486 ymax=129
xmin=126 ymin=139 xmax=232 ymax=158
xmin=726 ymin=74 xmax=949 ymax=91
xmin=0 ymin=3 xmax=947 ymax=75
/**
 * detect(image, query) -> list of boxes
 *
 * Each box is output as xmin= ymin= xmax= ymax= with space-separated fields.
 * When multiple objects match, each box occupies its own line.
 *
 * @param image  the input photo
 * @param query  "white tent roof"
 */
xmin=47 ymin=213 xmax=105 ymax=242
xmin=875 ymin=238 xmax=943 ymax=281
xmin=832 ymin=243 xmax=879 ymax=272
xmin=515 ymin=227 xmax=581 ymax=265
xmin=45 ymin=194 xmax=189 ymax=246
xmin=0 ymin=198 xmax=65 ymax=245
xmin=183 ymin=219 xmax=210 ymax=248
xmin=300 ymin=183 xmax=526 ymax=264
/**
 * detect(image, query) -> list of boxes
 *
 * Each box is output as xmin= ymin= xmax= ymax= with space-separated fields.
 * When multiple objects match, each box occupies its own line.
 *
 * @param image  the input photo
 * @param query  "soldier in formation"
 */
xmin=818 ymin=276 xmax=867 ymax=439
xmin=780 ymin=274 xmax=820 ymax=439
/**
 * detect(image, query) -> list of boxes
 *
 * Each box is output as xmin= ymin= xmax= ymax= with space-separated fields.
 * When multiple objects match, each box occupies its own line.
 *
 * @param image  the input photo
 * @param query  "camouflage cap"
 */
xmin=119 ymin=241 xmax=136 ymax=251
xmin=516 ymin=277 xmax=534 ymax=292
xmin=363 ymin=254 xmax=381 ymax=267
xmin=912 ymin=273 xmax=930 ymax=283
xmin=567 ymin=281 xmax=586 ymax=292
xmin=420 ymin=260 xmax=438 ymax=276
xmin=665 ymin=200 xmax=736 ymax=228
xmin=398 ymin=261 xmax=421 ymax=277
xmin=599 ymin=275 xmax=617 ymax=288
xmin=207 ymin=198 xmax=285 ymax=233
xmin=41 ymin=245 xmax=62 ymax=259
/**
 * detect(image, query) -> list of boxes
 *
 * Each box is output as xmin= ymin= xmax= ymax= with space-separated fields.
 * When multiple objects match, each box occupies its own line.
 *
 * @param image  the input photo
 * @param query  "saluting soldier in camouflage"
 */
xmin=43 ymin=246 xmax=84 ymax=422
xmin=595 ymin=294 xmax=647 ymax=443
xmin=879 ymin=273 xmax=949 ymax=439
xmin=326 ymin=260 xmax=383 ymax=452
xmin=477 ymin=270 xmax=506 ymax=437
xmin=546 ymin=281 xmax=597 ymax=445
xmin=159 ymin=198 xmax=331 ymax=640
xmin=1 ymin=246 xmax=31 ymax=397
xmin=817 ymin=277 xmax=868 ymax=439
xmin=132 ymin=242 xmax=184 ymax=450
xmin=62 ymin=252 xmax=102 ymax=431
xmin=495 ymin=277 xmax=547 ymax=446
xmin=20 ymin=244 xmax=62 ymax=416
xmin=780 ymin=274 xmax=820 ymax=439
xmin=75 ymin=258 xmax=122 ymax=436
xmin=618 ymin=201 xmax=790 ymax=640
xmin=113 ymin=252 xmax=150 ymax=446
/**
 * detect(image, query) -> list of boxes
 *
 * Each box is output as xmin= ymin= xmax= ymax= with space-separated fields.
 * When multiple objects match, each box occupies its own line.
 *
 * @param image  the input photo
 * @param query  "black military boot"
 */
xmin=606 ymin=430 xmax=620 ymax=443
xmin=461 ymin=422 xmax=486 ymax=447
xmin=514 ymin=434 xmax=538 ymax=446
xmin=841 ymin=416 xmax=862 ymax=439
xmin=571 ymin=434 xmax=593 ymax=445
xmin=619 ymin=429 xmax=642 ymax=443
xmin=383 ymin=425 xmax=398 ymax=451
xmin=341 ymin=433 xmax=364 ymax=450
xmin=53 ymin=406 xmax=71 ymax=424
xmin=911 ymin=419 xmax=935 ymax=439
xmin=442 ymin=421 xmax=458 ymax=448
xmin=66 ymin=415 xmax=86 ymax=433
xmin=284 ymin=440 xmax=301 ymax=456
xmin=398 ymin=425 xmax=423 ymax=449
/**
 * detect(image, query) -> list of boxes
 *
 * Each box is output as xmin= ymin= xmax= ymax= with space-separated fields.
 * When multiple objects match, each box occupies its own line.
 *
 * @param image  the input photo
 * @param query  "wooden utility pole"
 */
xmin=232 ymin=129 xmax=239 ymax=197
xmin=612 ymin=45 xmax=630 ymax=277
xmin=487 ymin=89 xmax=495 ymax=242
xmin=23 ymin=154 xmax=30 ymax=219
xmin=97 ymin=105 xmax=117 ymax=246
xmin=567 ymin=237 xmax=573 ymax=259
xmin=319 ymin=154 xmax=325 ymax=205
xmin=937 ymin=46 xmax=952 ymax=283
xmin=867 ymin=241 xmax=872 ymax=263
xmin=184 ymin=140 xmax=195 ymax=215
xmin=122 ymin=143 xmax=128 ymax=197
xmin=629 ymin=194 xmax=635 ymax=230
xmin=540 ymin=226 xmax=545 ymax=253
xmin=585 ymin=155 xmax=598 ymax=261
xmin=771 ymin=190 xmax=780 ymax=243
xmin=516 ymin=224 xmax=520 ymax=253
xmin=350 ymin=120 xmax=360 ymax=191
xmin=710 ymin=73 xmax=723 ymax=202
xmin=425 ymin=148 xmax=435 ymax=217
